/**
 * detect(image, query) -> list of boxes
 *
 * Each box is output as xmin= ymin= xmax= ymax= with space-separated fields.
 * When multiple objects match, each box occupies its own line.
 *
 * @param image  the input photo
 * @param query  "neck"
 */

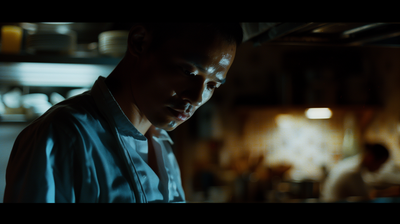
xmin=105 ymin=58 xmax=152 ymax=136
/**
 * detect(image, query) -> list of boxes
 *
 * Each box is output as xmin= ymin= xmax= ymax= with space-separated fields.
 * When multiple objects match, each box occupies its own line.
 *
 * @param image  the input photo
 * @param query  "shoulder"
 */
xmin=330 ymin=155 xmax=361 ymax=175
xmin=40 ymin=92 xmax=98 ymax=125
xmin=9 ymin=92 xmax=104 ymax=162
xmin=19 ymin=92 xmax=101 ymax=141
xmin=325 ymin=156 xmax=360 ymax=185
xmin=47 ymin=92 xmax=97 ymax=121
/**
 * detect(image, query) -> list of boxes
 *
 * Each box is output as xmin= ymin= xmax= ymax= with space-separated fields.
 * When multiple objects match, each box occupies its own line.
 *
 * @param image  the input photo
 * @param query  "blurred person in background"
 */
xmin=231 ymin=152 xmax=250 ymax=202
xmin=247 ymin=154 xmax=270 ymax=202
xmin=230 ymin=152 xmax=271 ymax=202
xmin=4 ymin=23 xmax=243 ymax=203
xmin=320 ymin=143 xmax=389 ymax=202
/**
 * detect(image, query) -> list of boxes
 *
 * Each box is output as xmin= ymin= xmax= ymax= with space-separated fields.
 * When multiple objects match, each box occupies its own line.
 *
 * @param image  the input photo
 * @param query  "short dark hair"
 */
xmin=364 ymin=143 xmax=390 ymax=162
xmin=132 ymin=22 xmax=243 ymax=51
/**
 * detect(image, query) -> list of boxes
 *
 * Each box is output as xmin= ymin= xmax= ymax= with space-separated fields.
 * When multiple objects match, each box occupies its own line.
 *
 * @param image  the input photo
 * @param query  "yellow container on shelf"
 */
xmin=1 ymin=25 xmax=22 ymax=54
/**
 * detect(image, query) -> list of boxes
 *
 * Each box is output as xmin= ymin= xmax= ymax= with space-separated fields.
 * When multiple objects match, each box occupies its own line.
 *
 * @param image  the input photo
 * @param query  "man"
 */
xmin=4 ymin=23 xmax=243 ymax=203
xmin=320 ymin=143 xmax=390 ymax=202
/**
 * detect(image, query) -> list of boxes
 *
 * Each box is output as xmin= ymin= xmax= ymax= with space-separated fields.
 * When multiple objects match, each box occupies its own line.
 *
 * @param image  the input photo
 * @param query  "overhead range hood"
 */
xmin=241 ymin=22 xmax=400 ymax=47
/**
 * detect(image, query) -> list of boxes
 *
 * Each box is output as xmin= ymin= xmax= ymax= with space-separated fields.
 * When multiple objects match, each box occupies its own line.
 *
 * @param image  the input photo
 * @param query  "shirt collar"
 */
xmin=154 ymin=128 xmax=174 ymax=145
xmin=91 ymin=76 xmax=146 ymax=140
xmin=90 ymin=76 xmax=174 ymax=145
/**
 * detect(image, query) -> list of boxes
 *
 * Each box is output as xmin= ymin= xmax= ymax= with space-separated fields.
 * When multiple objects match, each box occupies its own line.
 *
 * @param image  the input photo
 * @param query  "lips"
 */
xmin=167 ymin=107 xmax=190 ymax=121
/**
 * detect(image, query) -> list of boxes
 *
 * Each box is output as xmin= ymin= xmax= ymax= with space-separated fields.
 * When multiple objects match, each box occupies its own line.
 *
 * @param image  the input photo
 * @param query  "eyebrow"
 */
xmin=187 ymin=60 xmax=226 ymax=84
xmin=188 ymin=60 xmax=207 ymax=72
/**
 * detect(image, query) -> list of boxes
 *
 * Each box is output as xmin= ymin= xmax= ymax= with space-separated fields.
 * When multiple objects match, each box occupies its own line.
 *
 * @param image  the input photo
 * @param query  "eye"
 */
xmin=182 ymin=68 xmax=196 ymax=77
xmin=179 ymin=66 xmax=196 ymax=77
xmin=207 ymin=82 xmax=219 ymax=90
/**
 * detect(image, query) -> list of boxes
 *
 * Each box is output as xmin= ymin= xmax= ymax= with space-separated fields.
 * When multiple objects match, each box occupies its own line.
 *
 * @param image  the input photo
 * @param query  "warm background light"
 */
xmin=305 ymin=108 xmax=332 ymax=119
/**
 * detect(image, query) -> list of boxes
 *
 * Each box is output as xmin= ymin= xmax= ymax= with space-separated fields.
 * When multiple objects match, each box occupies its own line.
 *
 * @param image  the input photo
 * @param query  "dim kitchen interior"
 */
xmin=1 ymin=22 xmax=400 ymax=203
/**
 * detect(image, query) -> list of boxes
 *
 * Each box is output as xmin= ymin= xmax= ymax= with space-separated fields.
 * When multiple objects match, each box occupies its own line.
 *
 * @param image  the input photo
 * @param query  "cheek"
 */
xmin=143 ymin=69 xmax=177 ymax=98
xmin=201 ymin=89 xmax=213 ymax=104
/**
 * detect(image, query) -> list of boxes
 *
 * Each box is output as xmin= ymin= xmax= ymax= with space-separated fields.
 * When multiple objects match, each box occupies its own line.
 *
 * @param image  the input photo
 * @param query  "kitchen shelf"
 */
xmin=0 ymin=53 xmax=122 ymax=65
xmin=0 ymin=114 xmax=27 ymax=122
xmin=0 ymin=52 xmax=122 ymax=123
xmin=0 ymin=53 xmax=121 ymax=87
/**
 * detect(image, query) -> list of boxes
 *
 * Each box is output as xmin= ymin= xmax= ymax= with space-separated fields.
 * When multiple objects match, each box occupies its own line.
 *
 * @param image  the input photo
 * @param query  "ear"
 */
xmin=127 ymin=25 xmax=152 ymax=58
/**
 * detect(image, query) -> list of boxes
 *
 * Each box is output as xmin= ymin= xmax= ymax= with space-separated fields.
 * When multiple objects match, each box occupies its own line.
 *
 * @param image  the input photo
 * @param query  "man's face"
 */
xmin=367 ymin=158 xmax=387 ymax=172
xmin=130 ymin=33 xmax=236 ymax=131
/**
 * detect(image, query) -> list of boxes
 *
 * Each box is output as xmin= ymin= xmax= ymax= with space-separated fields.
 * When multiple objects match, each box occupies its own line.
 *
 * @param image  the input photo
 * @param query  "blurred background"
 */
xmin=2 ymin=22 xmax=400 ymax=203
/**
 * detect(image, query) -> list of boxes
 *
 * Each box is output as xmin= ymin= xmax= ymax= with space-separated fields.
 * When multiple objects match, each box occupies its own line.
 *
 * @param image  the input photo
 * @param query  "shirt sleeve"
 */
xmin=3 ymin=119 xmax=78 ymax=203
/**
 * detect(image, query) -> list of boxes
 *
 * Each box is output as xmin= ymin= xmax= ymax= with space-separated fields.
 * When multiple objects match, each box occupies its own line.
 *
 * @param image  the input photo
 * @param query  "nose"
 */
xmin=181 ymin=78 xmax=208 ymax=107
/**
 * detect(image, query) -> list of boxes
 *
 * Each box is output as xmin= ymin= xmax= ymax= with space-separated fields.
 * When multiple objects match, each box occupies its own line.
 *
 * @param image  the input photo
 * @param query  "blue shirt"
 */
xmin=4 ymin=76 xmax=186 ymax=203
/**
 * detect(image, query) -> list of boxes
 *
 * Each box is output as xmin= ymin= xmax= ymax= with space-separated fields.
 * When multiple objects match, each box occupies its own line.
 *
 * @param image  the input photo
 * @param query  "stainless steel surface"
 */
xmin=0 ymin=62 xmax=115 ymax=87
